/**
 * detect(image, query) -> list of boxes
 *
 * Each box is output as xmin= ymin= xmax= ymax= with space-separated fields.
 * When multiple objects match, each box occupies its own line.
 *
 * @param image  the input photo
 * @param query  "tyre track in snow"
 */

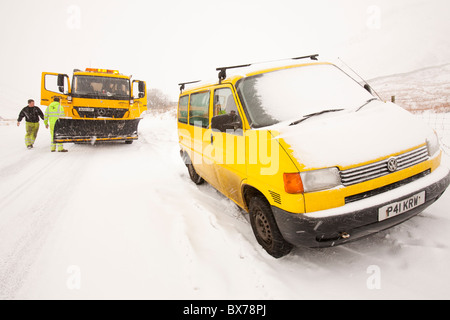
xmin=0 ymin=148 xmax=88 ymax=299
xmin=0 ymin=154 xmax=63 ymax=210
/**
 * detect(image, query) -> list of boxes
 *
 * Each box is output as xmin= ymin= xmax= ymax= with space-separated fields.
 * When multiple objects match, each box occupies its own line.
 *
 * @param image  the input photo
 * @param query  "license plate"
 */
xmin=378 ymin=191 xmax=425 ymax=221
xmin=78 ymin=107 xmax=94 ymax=112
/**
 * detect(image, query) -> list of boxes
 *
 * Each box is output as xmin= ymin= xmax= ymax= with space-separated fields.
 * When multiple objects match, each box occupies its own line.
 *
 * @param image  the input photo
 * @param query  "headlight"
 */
xmin=426 ymin=131 xmax=440 ymax=157
xmin=300 ymin=167 xmax=341 ymax=193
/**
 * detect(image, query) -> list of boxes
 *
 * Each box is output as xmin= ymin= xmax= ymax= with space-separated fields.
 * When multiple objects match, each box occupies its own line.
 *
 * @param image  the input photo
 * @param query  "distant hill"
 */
xmin=368 ymin=64 xmax=450 ymax=113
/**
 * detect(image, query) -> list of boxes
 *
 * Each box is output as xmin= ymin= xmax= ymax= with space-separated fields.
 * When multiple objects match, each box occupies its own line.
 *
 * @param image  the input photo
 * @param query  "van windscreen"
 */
xmin=236 ymin=64 xmax=374 ymax=128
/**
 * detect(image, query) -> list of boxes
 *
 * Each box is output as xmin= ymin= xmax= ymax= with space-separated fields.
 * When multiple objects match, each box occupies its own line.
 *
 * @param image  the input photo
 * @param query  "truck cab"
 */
xmin=41 ymin=68 xmax=147 ymax=144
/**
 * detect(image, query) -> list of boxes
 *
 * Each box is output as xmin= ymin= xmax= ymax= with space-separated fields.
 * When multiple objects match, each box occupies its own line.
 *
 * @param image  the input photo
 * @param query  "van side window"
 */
xmin=211 ymin=88 xmax=243 ymax=135
xmin=189 ymin=91 xmax=210 ymax=128
xmin=178 ymin=95 xmax=189 ymax=124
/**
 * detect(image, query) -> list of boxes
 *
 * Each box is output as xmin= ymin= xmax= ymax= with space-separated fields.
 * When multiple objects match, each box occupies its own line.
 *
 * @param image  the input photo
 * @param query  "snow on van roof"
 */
xmin=218 ymin=55 xmax=323 ymax=79
xmin=179 ymin=55 xmax=326 ymax=94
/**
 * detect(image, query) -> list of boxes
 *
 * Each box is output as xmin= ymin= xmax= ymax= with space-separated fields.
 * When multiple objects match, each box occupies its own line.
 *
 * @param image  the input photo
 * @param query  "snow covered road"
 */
xmin=1 ymin=112 xmax=449 ymax=300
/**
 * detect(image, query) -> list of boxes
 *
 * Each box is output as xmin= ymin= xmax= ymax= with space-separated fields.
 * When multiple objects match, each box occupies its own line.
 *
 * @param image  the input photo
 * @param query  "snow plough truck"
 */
xmin=40 ymin=68 xmax=147 ymax=144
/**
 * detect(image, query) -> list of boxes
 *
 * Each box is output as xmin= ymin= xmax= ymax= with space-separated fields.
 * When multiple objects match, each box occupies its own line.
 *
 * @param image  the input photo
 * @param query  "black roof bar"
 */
xmin=292 ymin=54 xmax=319 ymax=61
xmin=178 ymin=80 xmax=201 ymax=93
xmin=216 ymin=64 xmax=251 ymax=83
xmin=215 ymin=54 xmax=319 ymax=83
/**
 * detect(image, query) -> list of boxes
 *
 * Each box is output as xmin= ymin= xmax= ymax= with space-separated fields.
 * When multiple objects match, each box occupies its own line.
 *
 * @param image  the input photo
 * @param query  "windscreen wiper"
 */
xmin=289 ymin=108 xmax=344 ymax=126
xmin=356 ymin=98 xmax=378 ymax=112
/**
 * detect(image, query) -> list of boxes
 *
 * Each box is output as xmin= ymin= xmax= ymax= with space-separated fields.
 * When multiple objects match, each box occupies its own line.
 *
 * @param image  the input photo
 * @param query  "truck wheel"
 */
xmin=187 ymin=163 xmax=204 ymax=185
xmin=249 ymin=196 xmax=292 ymax=258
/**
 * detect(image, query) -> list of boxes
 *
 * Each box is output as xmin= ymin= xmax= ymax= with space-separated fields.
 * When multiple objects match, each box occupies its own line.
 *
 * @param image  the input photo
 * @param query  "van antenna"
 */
xmin=338 ymin=57 xmax=382 ymax=100
xmin=178 ymin=80 xmax=201 ymax=93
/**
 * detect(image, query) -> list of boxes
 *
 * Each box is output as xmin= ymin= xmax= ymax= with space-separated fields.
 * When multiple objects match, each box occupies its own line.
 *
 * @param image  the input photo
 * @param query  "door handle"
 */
xmin=211 ymin=133 xmax=214 ymax=145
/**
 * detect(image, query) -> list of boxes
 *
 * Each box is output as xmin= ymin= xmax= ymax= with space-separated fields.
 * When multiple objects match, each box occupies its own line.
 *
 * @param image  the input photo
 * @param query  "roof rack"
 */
xmin=215 ymin=54 xmax=319 ymax=83
xmin=178 ymin=80 xmax=201 ymax=93
xmin=292 ymin=54 xmax=319 ymax=61
xmin=216 ymin=64 xmax=251 ymax=84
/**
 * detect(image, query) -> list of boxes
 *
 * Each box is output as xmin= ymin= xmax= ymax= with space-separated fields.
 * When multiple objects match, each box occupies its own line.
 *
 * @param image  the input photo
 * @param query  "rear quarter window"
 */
xmin=178 ymin=95 xmax=189 ymax=124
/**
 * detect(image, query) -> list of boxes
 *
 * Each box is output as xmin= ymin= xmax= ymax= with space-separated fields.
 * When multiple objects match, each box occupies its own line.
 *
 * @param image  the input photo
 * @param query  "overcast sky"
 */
xmin=0 ymin=0 xmax=448 ymax=117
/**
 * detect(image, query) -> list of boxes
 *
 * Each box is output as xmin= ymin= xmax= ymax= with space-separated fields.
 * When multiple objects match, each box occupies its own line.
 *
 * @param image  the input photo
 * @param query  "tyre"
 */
xmin=125 ymin=140 xmax=133 ymax=144
xmin=187 ymin=163 xmax=204 ymax=185
xmin=249 ymin=196 xmax=292 ymax=258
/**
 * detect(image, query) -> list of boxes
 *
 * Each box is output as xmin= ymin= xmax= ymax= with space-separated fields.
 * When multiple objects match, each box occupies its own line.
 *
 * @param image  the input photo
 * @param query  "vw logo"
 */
xmin=387 ymin=157 xmax=398 ymax=172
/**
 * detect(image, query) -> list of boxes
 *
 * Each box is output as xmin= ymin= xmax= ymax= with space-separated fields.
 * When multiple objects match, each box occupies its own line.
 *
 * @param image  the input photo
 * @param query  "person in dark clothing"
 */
xmin=17 ymin=99 xmax=45 ymax=149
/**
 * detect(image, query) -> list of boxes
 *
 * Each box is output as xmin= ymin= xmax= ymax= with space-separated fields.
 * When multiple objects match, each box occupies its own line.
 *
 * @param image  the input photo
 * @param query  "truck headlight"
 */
xmin=300 ymin=167 xmax=341 ymax=193
xmin=426 ymin=131 xmax=440 ymax=157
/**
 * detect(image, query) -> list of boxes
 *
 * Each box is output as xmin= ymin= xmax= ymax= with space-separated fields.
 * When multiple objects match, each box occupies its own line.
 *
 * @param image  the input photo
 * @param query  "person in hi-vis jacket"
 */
xmin=44 ymin=97 xmax=68 ymax=152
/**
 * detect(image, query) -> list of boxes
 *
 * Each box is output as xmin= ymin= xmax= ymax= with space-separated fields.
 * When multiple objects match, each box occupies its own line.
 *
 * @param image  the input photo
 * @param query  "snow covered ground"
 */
xmin=0 ymin=110 xmax=449 ymax=300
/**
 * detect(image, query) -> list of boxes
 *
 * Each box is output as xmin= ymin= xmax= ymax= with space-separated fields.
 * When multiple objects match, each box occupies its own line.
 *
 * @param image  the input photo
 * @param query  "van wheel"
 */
xmin=249 ymin=196 xmax=292 ymax=258
xmin=187 ymin=163 xmax=204 ymax=185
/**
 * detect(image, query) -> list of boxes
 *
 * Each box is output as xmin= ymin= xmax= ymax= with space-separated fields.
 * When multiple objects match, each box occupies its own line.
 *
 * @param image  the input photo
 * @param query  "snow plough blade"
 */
xmin=53 ymin=118 xmax=141 ymax=143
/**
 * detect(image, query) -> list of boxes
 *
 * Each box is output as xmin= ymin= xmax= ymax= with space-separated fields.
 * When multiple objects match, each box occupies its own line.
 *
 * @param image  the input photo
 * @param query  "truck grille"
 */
xmin=74 ymin=107 xmax=128 ymax=119
xmin=340 ymin=145 xmax=429 ymax=186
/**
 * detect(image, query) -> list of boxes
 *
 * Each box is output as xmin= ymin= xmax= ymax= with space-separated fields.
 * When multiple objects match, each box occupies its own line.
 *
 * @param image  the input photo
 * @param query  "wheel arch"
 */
xmin=242 ymin=183 xmax=270 ymax=212
xmin=179 ymin=148 xmax=192 ymax=165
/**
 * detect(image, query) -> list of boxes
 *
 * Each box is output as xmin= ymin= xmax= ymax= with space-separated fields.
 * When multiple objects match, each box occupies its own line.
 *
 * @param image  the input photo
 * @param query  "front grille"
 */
xmin=74 ymin=107 xmax=128 ymax=119
xmin=340 ymin=145 xmax=429 ymax=186
xmin=345 ymin=170 xmax=431 ymax=204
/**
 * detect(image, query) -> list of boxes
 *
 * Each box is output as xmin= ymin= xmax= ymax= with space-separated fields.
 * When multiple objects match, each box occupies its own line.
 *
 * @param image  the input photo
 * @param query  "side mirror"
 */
xmin=211 ymin=115 xmax=224 ymax=132
xmin=57 ymin=74 xmax=65 ymax=93
xmin=211 ymin=114 xmax=241 ymax=133
xmin=138 ymin=81 xmax=145 ymax=94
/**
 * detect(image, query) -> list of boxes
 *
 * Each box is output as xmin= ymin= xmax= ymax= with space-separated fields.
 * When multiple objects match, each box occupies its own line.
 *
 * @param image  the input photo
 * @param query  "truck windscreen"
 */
xmin=73 ymin=75 xmax=131 ymax=100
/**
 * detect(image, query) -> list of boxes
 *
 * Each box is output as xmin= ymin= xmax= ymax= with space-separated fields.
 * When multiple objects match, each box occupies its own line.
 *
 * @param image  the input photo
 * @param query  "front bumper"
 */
xmin=272 ymin=165 xmax=450 ymax=248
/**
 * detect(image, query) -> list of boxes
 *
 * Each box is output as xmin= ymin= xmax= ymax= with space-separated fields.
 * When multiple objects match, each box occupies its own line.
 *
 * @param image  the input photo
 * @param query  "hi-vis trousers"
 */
xmin=25 ymin=122 xmax=39 ymax=147
xmin=49 ymin=124 xmax=63 ymax=151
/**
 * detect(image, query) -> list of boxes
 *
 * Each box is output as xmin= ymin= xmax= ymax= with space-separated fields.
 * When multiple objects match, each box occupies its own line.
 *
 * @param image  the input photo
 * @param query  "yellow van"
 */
xmin=177 ymin=55 xmax=450 ymax=258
